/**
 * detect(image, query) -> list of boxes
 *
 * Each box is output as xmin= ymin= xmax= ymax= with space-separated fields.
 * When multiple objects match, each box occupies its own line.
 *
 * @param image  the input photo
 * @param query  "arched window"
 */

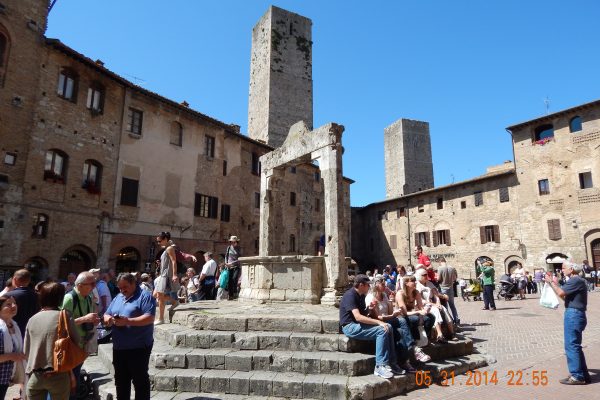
xmin=0 ymin=29 xmax=9 ymax=86
xmin=44 ymin=149 xmax=68 ymax=183
xmin=32 ymin=214 xmax=49 ymax=238
xmin=57 ymin=67 xmax=78 ymax=102
xmin=82 ymin=159 xmax=102 ymax=193
xmin=86 ymin=82 xmax=105 ymax=113
xmin=534 ymin=124 xmax=554 ymax=141
xmin=289 ymin=234 xmax=296 ymax=252
xmin=170 ymin=121 xmax=183 ymax=146
xmin=569 ymin=116 xmax=582 ymax=133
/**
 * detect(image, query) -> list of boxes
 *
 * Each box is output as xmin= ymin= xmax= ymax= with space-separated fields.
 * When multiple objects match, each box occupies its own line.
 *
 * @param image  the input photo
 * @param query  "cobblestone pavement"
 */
xmin=395 ymin=289 xmax=600 ymax=399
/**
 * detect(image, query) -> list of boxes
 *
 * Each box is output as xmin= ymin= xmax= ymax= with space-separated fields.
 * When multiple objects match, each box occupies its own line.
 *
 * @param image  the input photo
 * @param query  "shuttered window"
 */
xmin=194 ymin=193 xmax=218 ymax=218
xmin=480 ymin=225 xmax=500 ymax=243
xmin=499 ymin=187 xmax=509 ymax=203
xmin=414 ymin=232 xmax=430 ymax=247
xmin=390 ymin=235 xmax=397 ymax=249
xmin=433 ymin=230 xmax=451 ymax=246
xmin=120 ymin=177 xmax=139 ymax=207
xmin=474 ymin=191 xmax=483 ymax=206
xmin=547 ymin=219 xmax=562 ymax=240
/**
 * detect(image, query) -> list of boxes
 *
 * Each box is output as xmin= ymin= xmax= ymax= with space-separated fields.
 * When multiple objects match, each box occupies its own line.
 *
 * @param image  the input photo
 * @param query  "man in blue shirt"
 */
xmin=339 ymin=274 xmax=402 ymax=379
xmin=104 ymin=273 xmax=156 ymax=399
xmin=545 ymin=261 xmax=590 ymax=385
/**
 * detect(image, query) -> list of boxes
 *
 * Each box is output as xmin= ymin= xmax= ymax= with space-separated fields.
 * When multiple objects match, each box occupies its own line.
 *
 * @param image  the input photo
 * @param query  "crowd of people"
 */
xmin=342 ymin=246 xmax=596 ymax=383
xmin=0 ymin=231 xmax=244 ymax=399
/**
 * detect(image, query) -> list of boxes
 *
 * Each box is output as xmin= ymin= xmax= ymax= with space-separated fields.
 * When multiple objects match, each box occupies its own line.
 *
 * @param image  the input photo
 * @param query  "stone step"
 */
xmin=169 ymin=305 xmax=340 ymax=334
xmin=92 ymin=345 xmax=488 ymax=399
xmin=154 ymin=323 xmax=353 ymax=352
xmin=152 ymin=346 xmax=376 ymax=376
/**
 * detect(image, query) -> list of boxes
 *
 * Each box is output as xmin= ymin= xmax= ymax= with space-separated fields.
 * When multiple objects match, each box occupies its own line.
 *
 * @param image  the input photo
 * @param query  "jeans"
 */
xmin=0 ymin=384 xmax=7 ymax=400
xmin=342 ymin=322 xmax=396 ymax=366
xmin=113 ymin=346 xmax=152 ymax=400
xmin=483 ymin=284 xmax=496 ymax=309
xmin=388 ymin=318 xmax=411 ymax=364
xmin=586 ymin=278 xmax=594 ymax=292
xmin=405 ymin=314 xmax=434 ymax=340
xmin=69 ymin=363 xmax=83 ymax=400
xmin=441 ymin=287 xmax=459 ymax=323
xmin=564 ymin=308 xmax=590 ymax=382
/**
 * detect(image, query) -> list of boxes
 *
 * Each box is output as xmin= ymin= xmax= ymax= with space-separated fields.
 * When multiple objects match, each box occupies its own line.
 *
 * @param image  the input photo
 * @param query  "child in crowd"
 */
xmin=216 ymin=264 xmax=229 ymax=301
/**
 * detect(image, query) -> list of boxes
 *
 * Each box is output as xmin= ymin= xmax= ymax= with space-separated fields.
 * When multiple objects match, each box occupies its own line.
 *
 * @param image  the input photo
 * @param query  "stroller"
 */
xmin=462 ymin=279 xmax=482 ymax=301
xmin=497 ymin=274 xmax=518 ymax=300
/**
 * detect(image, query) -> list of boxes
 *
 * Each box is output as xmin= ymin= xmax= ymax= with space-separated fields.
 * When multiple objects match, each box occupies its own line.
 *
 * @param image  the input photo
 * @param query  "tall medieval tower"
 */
xmin=248 ymin=6 xmax=313 ymax=148
xmin=384 ymin=118 xmax=434 ymax=197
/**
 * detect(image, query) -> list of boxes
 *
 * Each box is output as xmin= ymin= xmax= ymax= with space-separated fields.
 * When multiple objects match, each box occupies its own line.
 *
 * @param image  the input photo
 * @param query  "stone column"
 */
xmin=259 ymin=167 xmax=284 ymax=256
xmin=316 ymin=142 xmax=348 ymax=304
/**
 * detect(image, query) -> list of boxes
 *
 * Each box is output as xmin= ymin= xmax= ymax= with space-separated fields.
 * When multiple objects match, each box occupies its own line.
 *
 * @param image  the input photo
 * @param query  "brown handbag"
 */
xmin=53 ymin=310 xmax=88 ymax=372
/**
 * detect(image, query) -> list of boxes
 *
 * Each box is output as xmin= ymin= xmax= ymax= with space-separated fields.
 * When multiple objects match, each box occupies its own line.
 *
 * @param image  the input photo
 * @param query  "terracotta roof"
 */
xmin=358 ymin=168 xmax=515 ymax=209
xmin=45 ymin=38 xmax=273 ymax=150
xmin=506 ymin=98 xmax=600 ymax=131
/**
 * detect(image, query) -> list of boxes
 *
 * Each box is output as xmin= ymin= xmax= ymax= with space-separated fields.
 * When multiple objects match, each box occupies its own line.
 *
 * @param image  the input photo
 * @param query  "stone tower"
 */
xmin=384 ymin=118 xmax=434 ymax=197
xmin=248 ymin=6 xmax=313 ymax=148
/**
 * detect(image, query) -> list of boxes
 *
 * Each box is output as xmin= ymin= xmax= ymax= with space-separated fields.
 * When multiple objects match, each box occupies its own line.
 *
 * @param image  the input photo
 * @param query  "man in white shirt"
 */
xmin=199 ymin=252 xmax=218 ymax=300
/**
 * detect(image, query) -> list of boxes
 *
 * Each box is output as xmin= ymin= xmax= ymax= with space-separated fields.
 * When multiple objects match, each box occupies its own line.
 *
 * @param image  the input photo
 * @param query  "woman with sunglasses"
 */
xmin=396 ymin=275 xmax=434 ymax=360
xmin=153 ymin=232 xmax=178 ymax=325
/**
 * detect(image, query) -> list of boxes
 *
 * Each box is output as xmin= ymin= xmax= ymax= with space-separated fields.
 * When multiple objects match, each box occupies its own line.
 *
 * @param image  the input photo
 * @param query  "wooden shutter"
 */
xmin=414 ymin=233 xmax=419 ymax=246
xmin=480 ymin=226 xmax=486 ymax=244
xmin=446 ymin=229 xmax=451 ymax=246
xmin=425 ymin=231 xmax=431 ymax=247
xmin=432 ymin=231 xmax=439 ymax=247
xmin=548 ymin=219 xmax=562 ymax=240
xmin=499 ymin=187 xmax=509 ymax=203
xmin=493 ymin=225 xmax=500 ymax=243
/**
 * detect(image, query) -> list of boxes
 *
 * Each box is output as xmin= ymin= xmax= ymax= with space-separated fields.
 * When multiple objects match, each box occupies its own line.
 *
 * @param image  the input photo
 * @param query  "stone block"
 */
xmin=185 ymin=331 xmax=211 ymax=348
xmin=164 ymin=350 xmax=189 ymax=368
xmin=269 ymin=289 xmax=286 ymax=301
xmin=153 ymin=369 xmax=179 ymax=391
xmin=205 ymin=349 xmax=232 ymax=369
xmin=187 ymin=313 xmax=209 ymax=329
xmin=153 ymin=352 xmax=169 ymax=369
xmin=270 ymin=351 xmax=293 ymax=372
xmin=229 ymin=371 xmax=254 ymax=395
xmin=302 ymin=374 xmax=325 ymax=399
xmin=323 ymin=375 xmax=348 ymax=399
xmin=303 ymin=352 xmax=322 ymax=374
xmin=248 ymin=371 xmax=277 ymax=397
xmin=357 ymin=375 xmax=391 ymax=399
xmin=285 ymin=289 xmax=304 ymax=301
xmin=201 ymin=369 xmax=234 ymax=393
xmin=176 ymin=370 xmax=202 ymax=392
xmin=321 ymin=318 xmax=340 ymax=334
xmin=315 ymin=334 xmax=339 ymax=351
xmin=206 ymin=315 xmax=248 ymax=331
xmin=209 ymin=331 xmax=235 ymax=348
xmin=390 ymin=375 xmax=408 ymax=395
xmin=339 ymin=353 xmax=374 ymax=376
xmin=290 ymin=333 xmax=315 ymax=351
xmin=272 ymin=372 xmax=305 ymax=398
xmin=252 ymin=350 xmax=273 ymax=370
xmin=225 ymin=351 xmax=253 ymax=372
xmin=320 ymin=352 xmax=340 ymax=374
xmin=233 ymin=332 xmax=259 ymax=350
xmin=257 ymin=332 xmax=290 ymax=350
xmin=347 ymin=376 xmax=374 ymax=400
xmin=170 ymin=330 xmax=192 ymax=347
xmin=186 ymin=349 xmax=210 ymax=369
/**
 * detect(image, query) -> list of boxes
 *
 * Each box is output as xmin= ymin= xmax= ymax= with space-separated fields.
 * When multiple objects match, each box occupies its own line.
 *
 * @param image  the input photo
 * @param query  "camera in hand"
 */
xmin=82 ymin=322 xmax=94 ymax=331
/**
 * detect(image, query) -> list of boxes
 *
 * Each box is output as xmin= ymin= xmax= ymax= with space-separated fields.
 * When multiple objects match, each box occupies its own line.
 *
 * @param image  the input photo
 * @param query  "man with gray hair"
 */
xmin=545 ymin=261 xmax=590 ymax=385
xmin=199 ymin=252 xmax=218 ymax=300
xmin=62 ymin=271 xmax=100 ymax=399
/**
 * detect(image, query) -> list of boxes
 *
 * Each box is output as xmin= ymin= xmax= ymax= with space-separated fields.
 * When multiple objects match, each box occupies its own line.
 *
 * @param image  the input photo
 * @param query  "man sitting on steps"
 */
xmin=339 ymin=274 xmax=404 ymax=379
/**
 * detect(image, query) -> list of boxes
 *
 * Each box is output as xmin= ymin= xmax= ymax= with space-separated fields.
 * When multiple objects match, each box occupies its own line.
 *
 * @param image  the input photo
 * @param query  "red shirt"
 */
xmin=417 ymin=253 xmax=436 ymax=281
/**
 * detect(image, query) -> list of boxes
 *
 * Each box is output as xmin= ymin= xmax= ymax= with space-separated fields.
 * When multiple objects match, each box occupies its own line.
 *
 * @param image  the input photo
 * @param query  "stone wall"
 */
xmin=384 ymin=118 xmax=434 ymax=198
xmin=248 ymin=6 xmax=313 ymax=148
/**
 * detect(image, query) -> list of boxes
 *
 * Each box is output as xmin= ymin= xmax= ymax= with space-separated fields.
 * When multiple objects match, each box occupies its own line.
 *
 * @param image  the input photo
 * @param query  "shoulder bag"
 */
xmin=53 ymin=310 xmax=88 ymax=372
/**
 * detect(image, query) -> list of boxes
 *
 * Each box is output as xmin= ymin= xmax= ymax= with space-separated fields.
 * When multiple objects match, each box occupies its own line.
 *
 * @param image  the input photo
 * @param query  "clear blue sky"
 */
xmin=46 ymin=0 xmax=600 ymax=207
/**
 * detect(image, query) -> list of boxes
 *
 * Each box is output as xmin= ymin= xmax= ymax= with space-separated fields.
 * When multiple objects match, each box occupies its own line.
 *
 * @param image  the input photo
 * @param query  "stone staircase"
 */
xmin=88 ymin=302 xmax=487 ymax=399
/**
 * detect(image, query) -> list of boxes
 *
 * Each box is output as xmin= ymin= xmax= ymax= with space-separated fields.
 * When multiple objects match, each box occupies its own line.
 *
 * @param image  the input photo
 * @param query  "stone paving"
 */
xmin=396 ymin=289 xmax=600 ymax=399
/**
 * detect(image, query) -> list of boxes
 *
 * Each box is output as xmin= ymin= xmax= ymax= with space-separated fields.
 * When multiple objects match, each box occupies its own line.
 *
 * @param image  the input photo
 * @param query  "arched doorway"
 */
xmin=58 ymin=246 xmax=95 ymax=279
xmin=24 ymin=257 xmax=50 ymax=283
xmin=591 ymin=239 xmax=600 ymax=270
xmin=115 ymin=247 xmax=141 ymax=273
xmin=545 ymin=253 xmax=568 ymax=274
xmin=504 ymin=256 xmax=524 ymax=274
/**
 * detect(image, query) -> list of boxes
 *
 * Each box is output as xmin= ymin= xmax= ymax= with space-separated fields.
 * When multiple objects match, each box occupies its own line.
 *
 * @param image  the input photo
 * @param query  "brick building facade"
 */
xmin=352 ymin=101 xmax=600 ymax=278
xmin=0 ymin=2 xmax=351 ymax=281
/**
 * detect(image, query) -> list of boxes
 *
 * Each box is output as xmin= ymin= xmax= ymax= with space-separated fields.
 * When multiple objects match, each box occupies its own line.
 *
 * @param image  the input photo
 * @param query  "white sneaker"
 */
xmin=374 ymin=365 xmax=393 ymax=379
xmin=154 ymin=319 xmax=165 ymax=325
xmin=414 ymin=346 xmax=431 ymax=362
